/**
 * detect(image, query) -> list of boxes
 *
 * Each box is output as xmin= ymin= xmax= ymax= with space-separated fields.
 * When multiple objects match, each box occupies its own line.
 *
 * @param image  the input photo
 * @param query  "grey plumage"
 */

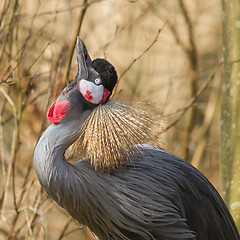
xmin=34 ymin=38 xmax=239 ymax=240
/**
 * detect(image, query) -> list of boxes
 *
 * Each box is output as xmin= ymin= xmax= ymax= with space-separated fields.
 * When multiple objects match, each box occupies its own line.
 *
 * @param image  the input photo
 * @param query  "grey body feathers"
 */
xmin=35 ymin=124 xmax=239 ymax=240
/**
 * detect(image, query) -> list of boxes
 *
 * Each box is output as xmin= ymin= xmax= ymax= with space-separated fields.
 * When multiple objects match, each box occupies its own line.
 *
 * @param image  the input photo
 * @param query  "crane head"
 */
xmin=46 ymin=38 xmax=157 ymax=170
xmin=47 ymin=37 xmax=117 ymax=124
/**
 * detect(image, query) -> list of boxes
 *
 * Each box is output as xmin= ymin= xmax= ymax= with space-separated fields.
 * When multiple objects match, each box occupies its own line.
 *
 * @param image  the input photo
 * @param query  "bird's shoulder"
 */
xmin=71 ymin=145 xmax=239 ymax=240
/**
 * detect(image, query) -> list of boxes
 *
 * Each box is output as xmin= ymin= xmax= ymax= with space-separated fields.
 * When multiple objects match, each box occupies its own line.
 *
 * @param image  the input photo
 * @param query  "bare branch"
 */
xmin=63 ymin=0 xmax=88 ymax=84
xmin=30 ymin=0 xmax=103 ymax=18
xmin=113 ymin=22 xmax=167 ymax=95
xmin=58 ymin=218 xmax=72 ymax=240
xmin=161 ymin=60 xmax=222 ymax=134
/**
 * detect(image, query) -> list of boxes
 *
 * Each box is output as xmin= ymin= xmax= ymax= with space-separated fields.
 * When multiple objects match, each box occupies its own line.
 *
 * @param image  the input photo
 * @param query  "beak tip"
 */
xmin=75 ymin=37 xmax=90 ymax=79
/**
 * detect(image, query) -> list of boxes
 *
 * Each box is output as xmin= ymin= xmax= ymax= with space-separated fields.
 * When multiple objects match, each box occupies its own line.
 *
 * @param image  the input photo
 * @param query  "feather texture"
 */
xmin=66 ymin=100 xmax=160 ymax=170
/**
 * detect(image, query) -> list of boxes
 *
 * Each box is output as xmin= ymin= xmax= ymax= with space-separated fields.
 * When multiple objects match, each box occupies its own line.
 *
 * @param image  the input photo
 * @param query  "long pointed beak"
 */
xmin=76 ymin=37 xmax=92 ymax=80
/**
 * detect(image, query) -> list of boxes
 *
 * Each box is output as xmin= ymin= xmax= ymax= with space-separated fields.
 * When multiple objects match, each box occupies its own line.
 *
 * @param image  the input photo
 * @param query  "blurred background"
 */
xmin=0 ymin=0 xmax=222 ymax=239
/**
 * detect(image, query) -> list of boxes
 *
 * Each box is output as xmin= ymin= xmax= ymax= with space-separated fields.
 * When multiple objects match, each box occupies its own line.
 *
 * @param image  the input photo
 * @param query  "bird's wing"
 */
xmin=142 ymin=145 xmax=239 ymax=240
xmin=70 ymin=145 xmax=239 ymax=240
xmin=71 ymin=155 xmax=196 ymax=240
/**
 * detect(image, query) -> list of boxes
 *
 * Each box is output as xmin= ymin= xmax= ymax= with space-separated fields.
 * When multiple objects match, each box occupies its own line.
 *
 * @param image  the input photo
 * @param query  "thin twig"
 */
xmin=24 ymin=208 xmax=33 ymax=237
xmin=95 ymin=8 xmax=153 ymax=56
xmin=8 ymin=75 xmax=22 ymax=238
xmin=161 ymin=61 xmax=222 ymax=134
xmin=63 ymin=0 xmax=88 ymax=84
xmin=0 ymin=107 xmax=6 ymax=183
xmin=113 ymin=22 xmax=167 ymax=96
xmin=103 ymin=26 xmax=119 ymax=59
xmin=58 ymin=218 xmax=73 ymax=240
xmin=26 ymin=41 xmax=55 ymax=75
xmin=28 ymin=0 xmax=103 ymax=18
xmin=0 ymin=87 xmax=18 ymax=239
xmin=0 ymin=0 xmax=10 ymax=28
xmin=119 ymin=23 xmax=167 ymax=81
xmin=0 ymin=0 xmax=19 ymax=64
xmin=61 ymin=228 xmax=83 ymax=238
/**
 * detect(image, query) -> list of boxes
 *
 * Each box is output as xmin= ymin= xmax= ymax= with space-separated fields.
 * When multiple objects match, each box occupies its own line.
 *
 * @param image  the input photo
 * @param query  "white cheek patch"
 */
xmin=78 ymin=79 xmax=107 ymax=104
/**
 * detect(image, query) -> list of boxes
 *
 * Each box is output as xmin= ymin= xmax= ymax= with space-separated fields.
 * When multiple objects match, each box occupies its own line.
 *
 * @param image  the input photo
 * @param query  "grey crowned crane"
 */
xmin=34 ymin=38 xmax=240 ymax=240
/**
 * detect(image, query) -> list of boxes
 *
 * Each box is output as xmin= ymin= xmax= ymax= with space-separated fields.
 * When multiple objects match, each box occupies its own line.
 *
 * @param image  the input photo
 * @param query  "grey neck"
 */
xmin=34 ymin=110 xmax=91 ymax=190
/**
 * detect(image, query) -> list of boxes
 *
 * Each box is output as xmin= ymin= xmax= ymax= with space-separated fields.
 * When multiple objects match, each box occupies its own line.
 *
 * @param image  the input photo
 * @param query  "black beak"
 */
xmin=76 ymin=37 xmax=93 ymax=80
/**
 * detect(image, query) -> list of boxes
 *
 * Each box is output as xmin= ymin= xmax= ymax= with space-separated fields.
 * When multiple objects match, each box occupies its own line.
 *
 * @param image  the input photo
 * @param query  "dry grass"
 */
xmin=0 ymin=0 xmax=221 ymax=239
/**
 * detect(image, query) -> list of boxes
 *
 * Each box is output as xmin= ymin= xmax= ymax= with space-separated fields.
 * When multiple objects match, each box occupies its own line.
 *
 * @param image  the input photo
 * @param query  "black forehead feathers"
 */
xmin=92 ymin=58 xmax=118 ymax=93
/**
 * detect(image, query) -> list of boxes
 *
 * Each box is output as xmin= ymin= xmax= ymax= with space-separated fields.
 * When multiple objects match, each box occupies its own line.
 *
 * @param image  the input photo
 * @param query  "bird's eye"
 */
xmin=95 ymin=78 xmax=102 ymax=85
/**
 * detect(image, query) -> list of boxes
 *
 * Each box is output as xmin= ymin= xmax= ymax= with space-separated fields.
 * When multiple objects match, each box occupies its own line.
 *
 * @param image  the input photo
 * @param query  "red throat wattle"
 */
xmin=99 ymin=88 xmax=111 ymax=104
xmin=47 ymin=100 xmax=70 ymax=123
